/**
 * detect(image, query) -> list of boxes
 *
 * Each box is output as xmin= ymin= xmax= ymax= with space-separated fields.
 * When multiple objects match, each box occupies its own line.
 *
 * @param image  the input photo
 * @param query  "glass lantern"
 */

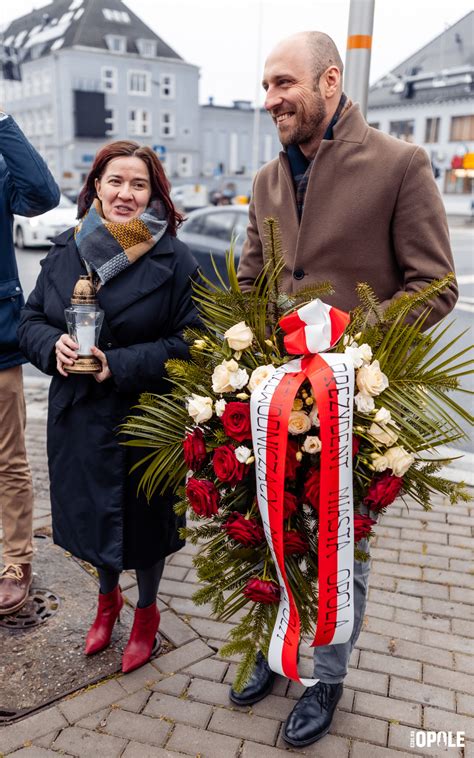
xmin=64 ymin=275 xmax=104 ymax=374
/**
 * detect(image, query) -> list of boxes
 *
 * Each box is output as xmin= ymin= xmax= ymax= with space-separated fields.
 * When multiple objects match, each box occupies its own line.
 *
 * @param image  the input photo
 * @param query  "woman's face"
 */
xmin=95 ymin=156 xmax=152 ymax=222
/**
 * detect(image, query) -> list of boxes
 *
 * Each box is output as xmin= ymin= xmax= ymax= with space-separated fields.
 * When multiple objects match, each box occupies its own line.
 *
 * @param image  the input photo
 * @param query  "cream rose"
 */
xmin=288 ymin=411 xmax=312 ymax=435
xmin=229 ymin=367 xmax=249 ymax=390
xmin=224 ymin=321 xmax=254 ymax=351
xmin=215 ymin=399 xmax=227 ymax=417
xmin=344 ymin=343 xmax=373 ymax=369
xmin=368 ymin=421 xmax=399 ymax=446
xmin=356 ymin=360 xmax=389 ymax=397
xmin=235 ymin=445 xmax=252 ymax=463
xmin=186 ymin=393 xmax=213 ymax=424
xmin=373 ymin=407 xmax=392 ymax=425
xmin=309 ymin=405 xmax=320 ymax=426
xmin=354 ymin=392 xmax=375 ymax=413
xmin=372 ymin=453 xmax=389 ymax=472
xmin=303 ymin=435 xmax=322 ymax=454
xmin=384 ymin=446 xmax=415 ymax=477
xmin=248 ymin=364 xmax=276 ymax=392
xmin=211 ymin=359 xmax=247 ymax=393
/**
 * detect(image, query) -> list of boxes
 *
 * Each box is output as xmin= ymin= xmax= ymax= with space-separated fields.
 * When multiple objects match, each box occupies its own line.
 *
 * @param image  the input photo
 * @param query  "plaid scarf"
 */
xmin=288 ymin=94 xmax=352 ymax=219
xmin=74 ymin=198 xmax=168 ymax=285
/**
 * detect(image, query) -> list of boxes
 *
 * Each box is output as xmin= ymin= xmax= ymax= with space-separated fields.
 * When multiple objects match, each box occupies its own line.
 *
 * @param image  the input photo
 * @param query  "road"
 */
xmin=15 ymin=218 xmax=473 ymax=455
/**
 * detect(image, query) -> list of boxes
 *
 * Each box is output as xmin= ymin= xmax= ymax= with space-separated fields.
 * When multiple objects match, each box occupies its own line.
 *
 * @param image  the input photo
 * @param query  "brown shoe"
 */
xmin=0 ymin=563 xmax=33 ymax=615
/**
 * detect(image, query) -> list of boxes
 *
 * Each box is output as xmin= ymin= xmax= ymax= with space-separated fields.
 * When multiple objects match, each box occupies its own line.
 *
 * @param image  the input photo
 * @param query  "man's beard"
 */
xmin=278 ymin=93 xmax=327 ymax=148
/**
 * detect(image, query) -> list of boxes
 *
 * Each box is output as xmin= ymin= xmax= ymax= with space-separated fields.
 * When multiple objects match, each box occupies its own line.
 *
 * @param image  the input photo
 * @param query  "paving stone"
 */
xmin=390 ymin=677 xmax=456 ymax=711
xmin=389 ymin=638 xmax=453 ymax=667
xmin=183 ymin=656 xmax=228 ymax=682
xmin=159 ymin=610 xmax=198 ymax=646
xmin=250 ymin=693 xmax=298 ymax=720
xmin=376 ymin=526 xmax=401 ymax=539
xmin=401 ymin=528 xmax=447 ymax=545
xmin=330 ymin=709 xmax=388 ymax=745
xmin=424 ymin=568 xmax=474 ymax=589
xmin=116 ymin=689 xmax=151 ymax=713
xmin=167 ymin=723 xmax=241 ymax=756
xmin=155 ymin=639 xmax=214 ymax=674
xmin=58 ymin=679 xmax=126 ymax=723
xmin=102 ymin=708 xmax=171 ymax=745
xmin=158 ymin=578 xmax=197 ymax=599
xmin=118 ymin=662 xmax=163 ymax=693
xmin=3 ymin=749 xmax=66 ymax=758
xmin=370 ymin=547 xmax=400 ymax=562
xmin=144 ymin=691 xmax=213 ymax=727
xmin=451 ymin=586 xmax=474 ymax=605
xmin=187 ymin=678 xmax=239 ymax=708
xmin=32 ymin=730 xmax=62 ymax=749
xmin=162 ymin=564 xmax=189 ymax=581
xmin=372 ymin=560 xmax=422 ymax=580
xmin=75 ymin=706 xmax=111 ymax=730
xmin=208 ymin=708 xmax=280 ymax=745
xmin=351 ymin=741 xmax=418 ymax=758
xmin=393 ymin=608 xmax=451 ymax=632
xmin=369 ymin=588 xmax=422 ymax=611
xmin=389 ymin=723 xmax=462 ymax=756
xmin=424 ymin=664 xmax=474 ymax=696
xmin=364 ymin=615 xmax=421 ymax=642
xmin=151 ymin=673 xmax=190 ymax=697
xmin=424 ymin=707 xmax=474 ymax=739
xmin=382 ymin=538 xmax=471 ymax=561
xmin=52 ymin=726 xmax=127 ymax=757
xmin=400 ymin=551 xmax=450 ymax=569
xmin=455 ymin=653 xmax=474 ymax=674
xmin=450 ymin=558 xmax=474 ymax=573
xmin=122 ymin=743 xmax=179 ymax=758
xmin=421 ymin=628 xmax=473 ymax=655
xmin=168 ymin=596 xmax=214 ymax=618
xmin=0 ymin=706 xmax=68 ymax=754
xmin=397 ymin=579 xmax=449 ymax=600
xmin=189 ymin=617 xmax=236 ymax=641
xmin=449 ymin=534 xmax=473 ymax=549
xmin=457 ymin=693 xmax=474 ymax=716
xmin=274 ymin=729 xmax=350 ymax=756
xmin=422 ymin=597 xmax=474 ymax=621
xmin=447 ymin=514 xmax=474 ymax=527
xmin=167 ymin=552 xmax=195 ymax=568
xmin=368 ymin=574 xmax=397 ymax=592
xmin=354 ymin=691 xmax=421 ymax=726
xmin=358 ymin=650 xmax=422 ymax=680
xmin=345 ymin=667 xmax=388 ymax=695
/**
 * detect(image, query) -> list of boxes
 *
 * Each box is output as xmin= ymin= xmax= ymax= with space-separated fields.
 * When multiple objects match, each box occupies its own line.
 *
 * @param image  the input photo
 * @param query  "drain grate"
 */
xmin=0 ymin=589 xmax=60 ymax=630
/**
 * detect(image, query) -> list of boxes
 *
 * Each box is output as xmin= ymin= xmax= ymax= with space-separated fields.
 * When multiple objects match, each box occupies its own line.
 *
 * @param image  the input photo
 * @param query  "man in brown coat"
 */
xmin=232 ymin=31 xmax=457 ymax=747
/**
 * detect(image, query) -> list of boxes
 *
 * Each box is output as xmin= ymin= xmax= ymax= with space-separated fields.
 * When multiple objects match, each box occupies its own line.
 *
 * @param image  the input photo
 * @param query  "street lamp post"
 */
xmin=344 ymin=0 xmax=375 ymax=118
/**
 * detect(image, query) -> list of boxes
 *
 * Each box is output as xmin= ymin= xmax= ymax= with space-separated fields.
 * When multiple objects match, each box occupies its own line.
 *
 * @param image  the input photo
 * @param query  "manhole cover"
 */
xmin=0 ymin=589 xmax=60 ymax=630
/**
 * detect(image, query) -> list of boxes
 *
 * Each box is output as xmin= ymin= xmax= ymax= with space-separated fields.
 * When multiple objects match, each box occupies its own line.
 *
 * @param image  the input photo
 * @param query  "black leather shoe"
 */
xmin=229 ymin=651 xmax=275 ymax=705
xmin=283 ymin=681 xmax=343 ymax=746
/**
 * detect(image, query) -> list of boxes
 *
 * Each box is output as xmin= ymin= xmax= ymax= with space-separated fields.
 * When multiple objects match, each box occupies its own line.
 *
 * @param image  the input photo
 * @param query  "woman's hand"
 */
xmin=91 ymin=346 xmax=112 ymax=383
xmin=55 ymin=334 xmax=78 ymax=377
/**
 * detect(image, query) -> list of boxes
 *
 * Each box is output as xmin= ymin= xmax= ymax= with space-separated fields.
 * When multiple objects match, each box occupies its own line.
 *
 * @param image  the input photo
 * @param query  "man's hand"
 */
xmin=90 ymin=346 xmax=112 ymax=383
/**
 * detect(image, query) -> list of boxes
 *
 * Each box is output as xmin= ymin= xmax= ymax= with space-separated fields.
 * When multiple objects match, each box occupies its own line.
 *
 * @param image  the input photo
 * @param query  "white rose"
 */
xmin=343 ymin=334 xmax=358 ymax=347
xmin=368 ymin=421 xmax=399 ymax=446
xmin=309 ymin=405 xmax=320 ymax=427
xmin=288 ymin=411 xmax=312 ymax=435
xmin=186 ymin=393 xmax=213 ymax=424
xmin=229 ymin=367 xmax=249 ymax=390
xmin=356 ymin=360 xmax=389 ymax=397
xmin=248 ymin=364 xmax=276 ymax=392
xmin=384 ymin=446 xmax=415 ymax=477
xmin=215 ymin=399 xmax=227 ymax=417
xmin=224 ymin=321 xmax=254 ymax=351
xmin=303 ymin=435 xmax=322 ymax=454
xmin=212 ymin=363 xmax=233 ymax=393
xmin=235 ymin=445 xmax=252 ymax=463
xmin=344 ymin=344 xmax=365 ymax=369
xmin=354 ymin=392 xmax=375 ymax=413
xmin=359 ymin=343 xmax=373 ymax=365
xmin=373 ymin=407 xmax=392 ymax=425
xmin=371 ymin=453 xmax=389 ymax=472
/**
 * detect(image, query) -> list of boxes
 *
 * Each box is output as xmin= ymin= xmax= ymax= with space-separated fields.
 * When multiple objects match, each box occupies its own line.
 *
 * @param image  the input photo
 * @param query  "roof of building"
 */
xmin=368 ymin=11 xmax=473 ymax=108
xmin=1 ymin=0 xmax=182 ymax=62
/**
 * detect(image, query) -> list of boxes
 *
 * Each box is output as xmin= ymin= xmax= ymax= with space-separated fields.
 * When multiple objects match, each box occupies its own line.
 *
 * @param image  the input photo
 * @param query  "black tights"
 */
xmin=97 ymin=558 xmax=165 ymax=608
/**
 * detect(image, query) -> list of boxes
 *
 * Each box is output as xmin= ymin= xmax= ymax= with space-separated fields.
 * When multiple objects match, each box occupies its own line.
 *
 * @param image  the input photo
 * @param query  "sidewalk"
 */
xmin=1 ymin=378 xmax=473 ymax=757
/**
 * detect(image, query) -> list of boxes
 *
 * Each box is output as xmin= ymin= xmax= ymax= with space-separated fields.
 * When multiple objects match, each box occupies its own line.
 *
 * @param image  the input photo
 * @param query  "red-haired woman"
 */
xmin=18 ymin=141 xmax=199 ymax=673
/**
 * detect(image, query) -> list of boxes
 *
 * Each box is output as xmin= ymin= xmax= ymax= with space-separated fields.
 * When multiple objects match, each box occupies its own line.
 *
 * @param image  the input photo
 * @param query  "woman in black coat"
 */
xmin=18 ymin=141 xmax=200 ymax=673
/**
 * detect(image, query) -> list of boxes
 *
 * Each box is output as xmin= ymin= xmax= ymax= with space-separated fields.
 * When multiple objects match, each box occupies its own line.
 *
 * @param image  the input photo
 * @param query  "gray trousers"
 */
xmin=313 ymin=538 xmax=371 ymax=683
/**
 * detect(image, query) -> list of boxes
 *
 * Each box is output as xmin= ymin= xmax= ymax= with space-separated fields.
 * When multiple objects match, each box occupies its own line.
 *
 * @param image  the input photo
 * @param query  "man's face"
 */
xmin=262 ymin=41 xmax=327 ymax=149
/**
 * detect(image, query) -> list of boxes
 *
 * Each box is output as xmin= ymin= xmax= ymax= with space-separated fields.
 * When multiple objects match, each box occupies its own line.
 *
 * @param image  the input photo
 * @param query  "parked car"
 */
xmin=14 ymin=194 xmax=77 ymax=249
xmin=179 ymin=205 xmax=249 ymax=284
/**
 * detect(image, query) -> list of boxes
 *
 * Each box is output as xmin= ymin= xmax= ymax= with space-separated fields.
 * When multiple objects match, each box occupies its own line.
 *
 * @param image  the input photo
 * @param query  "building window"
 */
xmin=444 ymin=169 xmax=474 ymax=195
xmin=160 ymin=73 xmax=175 ymax=99
xmin=177 ymin=153 xmax=192 ymax=178
xmin=105 ymin=108 xmax=118 ymax=135
xmin=160 ymin=111 xmax=175 ymax=138
xmin=137 ymin=39 xmax=157 ymax=57
xmin=106 ymin=35 xmax=126 ymax=53
xmin=101 ymin=67 xmax=117 ymax=93
xmin=425 ymin=117 xmax=440 ymax=144
xmin=128 ymin=108 xmax=151 ymax=136
xmin=389 ymin=119 xmax=415 ymax=142
xmin=128 ymin=70 xmax=151 ymax=95
xmin=450 ymin=115 xmax=474 ymax=142
xmin=43 ymin=108 xmax=53 ymax=135
xmin=103 ymin=8 xmax=130 ymax=23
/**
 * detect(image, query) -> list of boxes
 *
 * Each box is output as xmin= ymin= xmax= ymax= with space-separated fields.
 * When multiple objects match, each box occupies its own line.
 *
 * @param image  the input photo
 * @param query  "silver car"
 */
xmin=14 ymin=194 xmax=77 ymax=249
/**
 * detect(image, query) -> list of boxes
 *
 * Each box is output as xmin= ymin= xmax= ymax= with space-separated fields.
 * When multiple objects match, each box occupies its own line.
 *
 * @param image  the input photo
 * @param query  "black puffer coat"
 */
xmin=18 ymin=229 xmax=199 ymax=571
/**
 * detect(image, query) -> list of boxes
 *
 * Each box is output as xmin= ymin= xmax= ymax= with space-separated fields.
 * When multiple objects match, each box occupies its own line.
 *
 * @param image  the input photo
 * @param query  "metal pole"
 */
xmin=251 ymin=0 xmax=263 ymax=176
xmin=344 ymin=0 xmax=375 ymax=117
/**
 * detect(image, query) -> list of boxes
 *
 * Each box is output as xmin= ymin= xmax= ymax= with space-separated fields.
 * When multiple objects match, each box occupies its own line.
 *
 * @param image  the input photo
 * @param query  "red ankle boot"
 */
xmin=85 ymin=586 xmax=123 ymax=656
xmin=122 ymin=602 xmax=160 ymax=674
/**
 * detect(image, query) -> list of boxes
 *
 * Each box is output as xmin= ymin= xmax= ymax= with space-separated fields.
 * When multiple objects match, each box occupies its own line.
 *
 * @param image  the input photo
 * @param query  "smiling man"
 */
xmin=235 ymin=31 xmax=457 ymax=747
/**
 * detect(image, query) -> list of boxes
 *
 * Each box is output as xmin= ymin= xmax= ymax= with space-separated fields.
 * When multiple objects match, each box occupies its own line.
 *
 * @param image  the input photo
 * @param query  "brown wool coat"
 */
xmin=237 ymin=104 xmax=457 ymax=327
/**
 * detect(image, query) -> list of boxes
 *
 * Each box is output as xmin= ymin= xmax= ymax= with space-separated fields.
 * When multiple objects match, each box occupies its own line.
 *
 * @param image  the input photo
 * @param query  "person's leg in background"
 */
xmin=0 ymin=365 xmax=34 ymax=614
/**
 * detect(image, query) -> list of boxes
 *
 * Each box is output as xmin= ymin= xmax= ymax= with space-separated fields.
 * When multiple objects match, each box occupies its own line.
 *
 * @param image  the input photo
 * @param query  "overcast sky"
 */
xmin=2 ymin=0 xmax=473 ymax=105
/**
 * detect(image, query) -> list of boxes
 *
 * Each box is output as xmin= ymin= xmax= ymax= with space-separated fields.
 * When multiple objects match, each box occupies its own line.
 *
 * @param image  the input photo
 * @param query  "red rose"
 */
xmin=221 ymin=402 xmax=252 ymax=442
xmin=243 ymin=577 xmax=280 ymax=604
xmin=223 ymin=512 xmax=265 ymax=547
xmin=283 ymin=530 xmax=309 ymax=555
xmin=283 ymin=491 xmax=298 ymax=519
xmin=213 ymin=444 xmax=248 ymax=486
xmin=304 ymin=468 xmax=321 ymax=510
xmin=186 ymin=477 xmax=220 ymax=517
xmin=183 ymin=428 xmax=207 ymax=471
xmin=352 ymin=435 xmax=361 ymax=458
xmin=363 ymin=472 xmax=403 ymax=511
xmin=285 ymin=440 xmax=301 ymax=481
xmin=354 ymin=513 xmax=377 ymax=543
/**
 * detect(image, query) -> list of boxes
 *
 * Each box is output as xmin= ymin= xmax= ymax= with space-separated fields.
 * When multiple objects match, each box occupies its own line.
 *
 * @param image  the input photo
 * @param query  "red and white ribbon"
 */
xmin=250 ymin=299 xmax=354 ymax=685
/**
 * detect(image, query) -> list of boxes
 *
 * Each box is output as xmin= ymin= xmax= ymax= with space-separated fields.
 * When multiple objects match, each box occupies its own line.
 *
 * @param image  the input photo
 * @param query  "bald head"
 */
xmin=269 ymin=31 xmax=343 ymax=89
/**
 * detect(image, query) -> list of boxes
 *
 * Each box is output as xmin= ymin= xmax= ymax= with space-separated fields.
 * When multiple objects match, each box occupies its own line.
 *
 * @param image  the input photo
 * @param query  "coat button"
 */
xmin=15 ymin=286 xmax=21 ymax=292
xmin=293 ymin=269 xmax=305 ymax=280
xmin=107 ymin=342 xmax=112 ymax=348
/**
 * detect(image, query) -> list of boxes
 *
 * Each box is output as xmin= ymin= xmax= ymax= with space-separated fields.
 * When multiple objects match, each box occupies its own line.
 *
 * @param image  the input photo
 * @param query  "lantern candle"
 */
xmin=64 ymin=275 xmax=104 ymax=373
